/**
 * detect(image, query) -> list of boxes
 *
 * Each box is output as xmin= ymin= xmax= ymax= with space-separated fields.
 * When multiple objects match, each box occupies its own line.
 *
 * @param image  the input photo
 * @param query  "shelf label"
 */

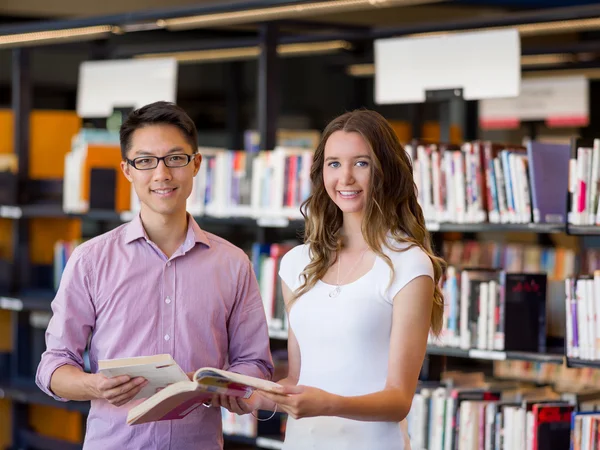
xmin=0 ymin=206 xmax=22 ymax=219
xmin=268 ymin=329 xmax=288 ymax=340
xmin=257 ymin=217 xmax=289 ymax=228
xmin=0 ymin=297 xmax=23 ymax=311
xmin=30 ymin=312 xmax=52 ymax=329
xmin=468 ymin=349 xmax=506 ymax=360
xmin=425 ymin=222 xmax=440 ymax=231
xmin=256 ymin=437 xmax=284 ymax=449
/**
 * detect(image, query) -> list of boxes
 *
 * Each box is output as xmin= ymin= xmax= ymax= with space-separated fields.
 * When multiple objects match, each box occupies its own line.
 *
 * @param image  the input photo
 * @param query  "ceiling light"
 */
xmin=136 ymin=40 xmax=352 ymax=64
xmin=520 ymin=53 xmax=575 ymax=66
xmin=346 ymin=63 xmax=375 ymax=76
xmin=163 ymin=0 xmax=443 ymax=30
xmin=0 ymin=25 xmax=115 ymax=48
xmin=523 ymin=68 xmax=600 ymax=80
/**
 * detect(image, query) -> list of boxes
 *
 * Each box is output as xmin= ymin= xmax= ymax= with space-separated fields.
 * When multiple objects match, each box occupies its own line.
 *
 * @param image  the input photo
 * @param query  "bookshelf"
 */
xmin=2 ymin=10 xmax=600 ymax=450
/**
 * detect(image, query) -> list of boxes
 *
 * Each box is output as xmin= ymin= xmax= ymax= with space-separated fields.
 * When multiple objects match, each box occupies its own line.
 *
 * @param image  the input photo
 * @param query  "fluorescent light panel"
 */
xmin=0 ymin=25 xmax=114 ymax=48
xmin=163 ymin=0 xmax=439 ymax=30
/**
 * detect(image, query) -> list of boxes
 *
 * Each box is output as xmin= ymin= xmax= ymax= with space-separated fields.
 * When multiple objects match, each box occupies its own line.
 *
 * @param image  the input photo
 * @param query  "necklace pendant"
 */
xmin=329 ymin=286 xmax=341 ymax=298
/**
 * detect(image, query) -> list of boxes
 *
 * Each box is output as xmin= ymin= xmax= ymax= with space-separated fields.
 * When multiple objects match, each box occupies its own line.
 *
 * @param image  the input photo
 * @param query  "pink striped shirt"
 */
xmin=36 ymin=214 xmax=273 ymax=450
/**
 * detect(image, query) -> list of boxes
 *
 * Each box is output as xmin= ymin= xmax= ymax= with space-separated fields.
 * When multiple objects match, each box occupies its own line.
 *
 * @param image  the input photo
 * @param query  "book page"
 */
xmin=99 ymin=361 xmax=188 ymax=401
xmin=194 ymin=368 xmax=281 ymax=398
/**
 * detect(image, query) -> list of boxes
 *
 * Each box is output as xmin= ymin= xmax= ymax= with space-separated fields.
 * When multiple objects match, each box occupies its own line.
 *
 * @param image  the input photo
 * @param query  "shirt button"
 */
xmin=165 ymin=297 xmax=171 ymax=304
xmin=164 ymin=334 xmax=170 ymax=341
xmin=167 ymin=261 xmax=171 ymax=267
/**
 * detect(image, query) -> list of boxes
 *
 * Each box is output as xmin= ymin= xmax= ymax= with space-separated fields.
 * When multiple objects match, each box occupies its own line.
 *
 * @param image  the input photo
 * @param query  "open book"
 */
xmin=126 ymin=367 xmax=282 ymax=425
xmin=98 ymin=354 xmax=189 ymax=401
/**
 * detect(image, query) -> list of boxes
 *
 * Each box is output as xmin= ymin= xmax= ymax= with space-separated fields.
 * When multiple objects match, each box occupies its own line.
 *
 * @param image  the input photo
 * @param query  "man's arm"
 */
xmin=36 ymin=246 xmax=147 ymax=406
xmin=51 ymin=365 xmax=148 ymax=406
xmin=225 ymin=257 xmax=274 ymax=380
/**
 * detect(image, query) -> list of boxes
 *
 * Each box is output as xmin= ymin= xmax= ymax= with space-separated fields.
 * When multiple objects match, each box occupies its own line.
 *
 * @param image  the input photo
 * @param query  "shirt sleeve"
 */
xmin=226 ymin=257 xmax=274 ymax=381
xmin=385 ymin=245 xmax=435 ymax=304
xmin=278 ymin=244 xmax=302 ymax=290
xmin=35 ymin=245 xmax=96 ymax=402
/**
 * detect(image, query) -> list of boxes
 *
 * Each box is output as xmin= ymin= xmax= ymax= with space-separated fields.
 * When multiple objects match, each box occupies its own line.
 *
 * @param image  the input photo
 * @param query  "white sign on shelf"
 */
xmin=0 ymin=206 xmax=22 ymax=219
xmin=479 ymin=75 xmax=589 ymax=129
xmin=30 ymin=312 xmax=52 ymax=329
xmin=468 ymin=349 xmax=507 ymax=361
xmin=374 ymin=28 xmax=520 ymax=104
xmin=77 ymin=58 xmax=178 ymax=118
xmin=257 ymin=217 xmax=290 ymax=228
xmin=0 ymin=297 xmax=23 ymax=311
xmin=256 ymin=437 xmax=284 ymax=450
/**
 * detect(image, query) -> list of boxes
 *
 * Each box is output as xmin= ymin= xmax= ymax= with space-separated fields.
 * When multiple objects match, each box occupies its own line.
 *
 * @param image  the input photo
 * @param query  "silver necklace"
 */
xmin=328 ymin=248 xmax=368 ymax=298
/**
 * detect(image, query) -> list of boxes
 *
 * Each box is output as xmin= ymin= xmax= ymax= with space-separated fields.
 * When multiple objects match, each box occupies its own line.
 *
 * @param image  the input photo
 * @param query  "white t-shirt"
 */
xmin=278 ymin=238 xmax=434 ymax=450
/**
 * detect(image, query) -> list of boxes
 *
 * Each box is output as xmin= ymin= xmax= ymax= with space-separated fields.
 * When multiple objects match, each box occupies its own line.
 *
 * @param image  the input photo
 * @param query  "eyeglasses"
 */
xmin=126 ymin=153 xmax=197 ymax=170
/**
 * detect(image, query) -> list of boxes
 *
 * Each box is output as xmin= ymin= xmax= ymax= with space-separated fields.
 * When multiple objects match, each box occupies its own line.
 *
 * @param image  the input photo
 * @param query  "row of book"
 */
xmin=405 ymin=140 xmax=570 ymax=226
xmin=565 ymin=273 xmax=600 ymax=361
xmin=62 ymin=129 xmax=318 ymax=220
xmin=569 ymin=139 xmax=600 ymax=226
xmin=183 ymin=147 xmax=313 ymax=219
xmin=251 ymin=242 xmax=295 ymax=334
xmin=434 ymin=269 xmax=547 ymax=353
xmin=494 ymin=360 xmax=600 ymax=391
xmin=442 ymin=240 xmax=579 ymax=282
xmin=405 ymin=381 xmax=584 ymax=450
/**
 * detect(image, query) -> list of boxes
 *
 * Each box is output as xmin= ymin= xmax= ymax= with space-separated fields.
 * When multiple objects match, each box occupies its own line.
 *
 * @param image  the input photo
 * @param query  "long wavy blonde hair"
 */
xmin=294 ymin=109 xmax=445 ymax=336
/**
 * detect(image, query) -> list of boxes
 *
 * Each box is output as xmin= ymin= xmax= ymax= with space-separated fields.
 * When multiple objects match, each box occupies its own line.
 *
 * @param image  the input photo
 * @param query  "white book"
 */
xmin=98 ymin=354 xmax=188 ymax=401
xmin=594 ymin=271 xmax=600 ymax=359
xmin=487 ymin=280 xmax=497 ymax=351
xmin=565 ymin=278 xmax=574 ymax=358
xmin=493 ymin=157 xmax=508 ymax=224
xmin=590 ymin=140 xmax=600 ymax=225
xmin=569 ymin=155 xmax=578 ymax=225
xmin=585 ymin=278 xmax=596 ymax=361
xmin=478 ymin=282 xmax=489 ymax=350
xmin=444 ymin=152 xmax=455 ymax=223
xmin=432 ymin=149 xmax=443 ymax=223
xmin=453 ymin=151 xmax=466 ymax=224
xmin=576 ymin=278 xmax=590 ymax=359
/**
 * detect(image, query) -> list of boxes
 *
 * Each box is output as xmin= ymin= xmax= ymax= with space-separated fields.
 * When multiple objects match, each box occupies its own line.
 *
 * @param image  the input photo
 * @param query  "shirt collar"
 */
xmin=124 ymin=213 xmax=210 ymax=248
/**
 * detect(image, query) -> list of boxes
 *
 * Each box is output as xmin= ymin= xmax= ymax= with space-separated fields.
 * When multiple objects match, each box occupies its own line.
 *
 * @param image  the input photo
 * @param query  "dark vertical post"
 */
xmin=11 ymin=48 xmax=32 ymax=291
xmin=257 ymin=23 xmax=278 ymax=151
xmin=226 ymin=61 xmax=244 ymax=150
xmin=411 ymin=103 xmax=423 ymax=141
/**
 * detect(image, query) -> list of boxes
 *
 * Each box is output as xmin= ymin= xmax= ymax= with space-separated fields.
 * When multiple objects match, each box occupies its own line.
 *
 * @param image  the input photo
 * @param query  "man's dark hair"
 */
xmin=119 ymin=101 xmax=198 ymax=159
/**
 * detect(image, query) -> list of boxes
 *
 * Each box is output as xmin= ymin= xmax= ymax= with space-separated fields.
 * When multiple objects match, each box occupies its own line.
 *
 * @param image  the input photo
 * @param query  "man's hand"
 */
xmin=87 ymin=373 xmax=148 ymax=407
xmin=211 ymin=392 xmax=261 ymax=415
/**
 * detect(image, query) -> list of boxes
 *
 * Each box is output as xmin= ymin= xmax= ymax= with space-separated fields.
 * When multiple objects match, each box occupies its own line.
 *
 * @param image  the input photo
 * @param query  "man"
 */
xmin=36 ymin=101 xmax=273 ymax=450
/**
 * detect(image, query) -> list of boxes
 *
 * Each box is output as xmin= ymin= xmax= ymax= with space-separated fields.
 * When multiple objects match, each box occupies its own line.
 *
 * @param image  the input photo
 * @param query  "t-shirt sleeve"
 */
xmin=278 ymin=245 xmax=306 ymax=291
xmin=385 ymin=245 xmax=435 ymax=304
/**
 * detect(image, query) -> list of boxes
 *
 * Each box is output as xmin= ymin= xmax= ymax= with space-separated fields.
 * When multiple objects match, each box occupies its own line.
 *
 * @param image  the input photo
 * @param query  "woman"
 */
xmin=255 ymin=109 xmax=445 ymax=449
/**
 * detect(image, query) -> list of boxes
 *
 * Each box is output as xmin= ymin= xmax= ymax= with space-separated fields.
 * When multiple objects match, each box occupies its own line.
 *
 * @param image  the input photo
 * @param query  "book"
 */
xmin=98 ymin=354 xmax=189 ymax=402
xmin=126 ymin=367 xmax=281 ymax=425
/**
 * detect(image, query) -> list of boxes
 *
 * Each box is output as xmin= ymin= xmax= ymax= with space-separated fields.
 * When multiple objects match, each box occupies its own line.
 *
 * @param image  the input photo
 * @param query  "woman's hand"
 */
xmin=259 ymin=385 xmax=335 ymax=419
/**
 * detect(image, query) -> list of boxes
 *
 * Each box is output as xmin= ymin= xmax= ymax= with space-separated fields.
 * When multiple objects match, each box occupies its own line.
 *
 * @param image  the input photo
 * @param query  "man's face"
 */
xmin=120 ymin=124 xmax=201 ymax=218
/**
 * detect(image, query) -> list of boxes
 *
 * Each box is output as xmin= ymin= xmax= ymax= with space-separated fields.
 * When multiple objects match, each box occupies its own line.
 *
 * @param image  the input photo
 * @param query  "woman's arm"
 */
xmin=223 ymin=280 xmax=301 ymax=414
xmin=262 ymin=275 xmax=434 ymax=421
xmin=253 ymin=281 xmax=301 ymax=411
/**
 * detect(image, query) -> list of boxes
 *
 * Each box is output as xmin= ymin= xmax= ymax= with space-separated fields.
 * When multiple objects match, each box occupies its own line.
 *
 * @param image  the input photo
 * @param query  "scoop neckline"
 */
xmin=317 ymin=254 xmax=379 ymax=290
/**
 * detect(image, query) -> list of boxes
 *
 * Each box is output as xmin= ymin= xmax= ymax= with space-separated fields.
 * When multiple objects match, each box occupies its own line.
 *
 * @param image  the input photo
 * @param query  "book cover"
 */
xmin=526 ymin=141 xmax=570 ymax=224
xmin=126 ymin=367 xmax=281 ymax=425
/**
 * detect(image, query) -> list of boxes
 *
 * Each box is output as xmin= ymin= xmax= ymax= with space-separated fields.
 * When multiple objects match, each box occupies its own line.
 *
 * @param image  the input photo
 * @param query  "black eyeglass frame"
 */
xmin=126 ymin=153 xmax=197 ymax=170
